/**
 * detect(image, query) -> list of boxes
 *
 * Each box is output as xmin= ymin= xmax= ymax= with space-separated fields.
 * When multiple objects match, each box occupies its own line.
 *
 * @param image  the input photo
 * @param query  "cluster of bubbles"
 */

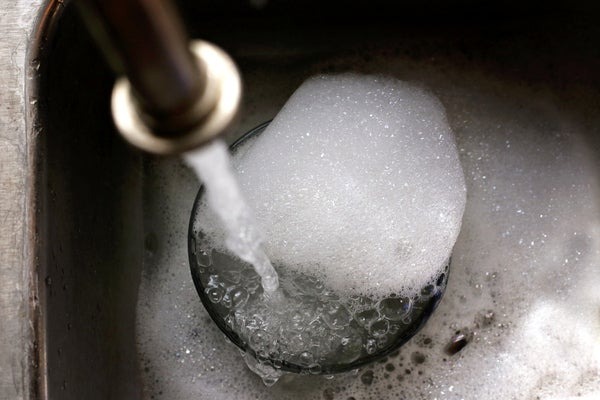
xmin=192 ymin=242 xmax=448 ymax=383
xmin=187 ymin=74 xmax=465 ymax=384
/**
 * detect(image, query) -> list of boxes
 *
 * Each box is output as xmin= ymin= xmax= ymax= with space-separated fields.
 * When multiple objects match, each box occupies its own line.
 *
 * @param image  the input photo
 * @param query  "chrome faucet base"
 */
xmin=112 ymin=40 xmax=242 ymax=155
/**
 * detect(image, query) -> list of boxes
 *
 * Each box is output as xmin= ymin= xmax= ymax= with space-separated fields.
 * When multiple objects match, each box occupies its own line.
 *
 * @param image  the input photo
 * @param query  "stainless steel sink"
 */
xmin=19 ymin=1 xmax=600 ymax=399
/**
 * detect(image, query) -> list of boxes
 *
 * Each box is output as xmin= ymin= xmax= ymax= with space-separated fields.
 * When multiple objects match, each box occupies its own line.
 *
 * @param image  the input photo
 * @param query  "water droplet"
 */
xmin=369 ymin=319 xmax=390 ymax=336
xmin=378 ymin=296 xmax=412 ymax=321
xmin=365 ymin=338 xmax=378 ymax=354
xmin=230 ymin=287 xmax=249 ymax=308
xmin=205 ymin=287 xmax=224 ymax=303
xmin=355 ymin=309 xmax=379 ymax=327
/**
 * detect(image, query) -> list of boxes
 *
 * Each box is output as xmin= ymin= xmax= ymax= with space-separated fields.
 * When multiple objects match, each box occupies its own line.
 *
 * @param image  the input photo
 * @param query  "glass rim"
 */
xmin=187 ymin=120 xmax=448 ymax=375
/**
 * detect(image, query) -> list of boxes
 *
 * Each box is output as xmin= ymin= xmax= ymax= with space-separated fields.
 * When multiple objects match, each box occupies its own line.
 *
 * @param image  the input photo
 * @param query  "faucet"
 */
xmin=76 ymin=0 xmax=242 ymax=154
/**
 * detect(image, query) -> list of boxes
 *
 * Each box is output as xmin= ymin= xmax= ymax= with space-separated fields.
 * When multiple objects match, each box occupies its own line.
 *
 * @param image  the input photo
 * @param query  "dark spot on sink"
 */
xmin=411 ymin=351 xmax=426 ymax=364
xmin=145 ymin=232 xmax=158 ymax=253
xmin=445 ymin=331 xmax=470 ymax=355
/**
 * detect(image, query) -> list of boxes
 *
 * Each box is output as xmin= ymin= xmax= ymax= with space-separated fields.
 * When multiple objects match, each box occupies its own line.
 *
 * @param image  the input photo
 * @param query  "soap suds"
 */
xmin=194 ymin=74 xmax=466 ymax=299
xmin=137 ymin=62 xmax=600 ymax=399
xmin=188 ymin=74 xmax=462 ymax=376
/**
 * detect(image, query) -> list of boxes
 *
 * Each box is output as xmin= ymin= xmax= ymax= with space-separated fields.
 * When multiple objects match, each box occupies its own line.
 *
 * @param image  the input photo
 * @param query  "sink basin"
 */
xmin=29 ymin=1 xmax=600 ymax=399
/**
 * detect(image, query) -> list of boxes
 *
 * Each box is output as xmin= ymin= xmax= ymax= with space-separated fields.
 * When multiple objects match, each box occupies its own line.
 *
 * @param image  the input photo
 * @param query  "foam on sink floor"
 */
xmin=136 ymin=58 xmax=600 ymax=400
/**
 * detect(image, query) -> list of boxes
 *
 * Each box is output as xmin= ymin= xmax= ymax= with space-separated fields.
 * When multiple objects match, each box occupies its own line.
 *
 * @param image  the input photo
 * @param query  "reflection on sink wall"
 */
xmin=32 ymin=1 xmax=600 ymax=399
xmin=35 ymin=2 xmax=143 ymax=398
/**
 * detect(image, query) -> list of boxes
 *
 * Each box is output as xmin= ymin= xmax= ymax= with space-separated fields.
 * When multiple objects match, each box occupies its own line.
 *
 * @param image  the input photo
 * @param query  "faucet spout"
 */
xmin=77 ymin=0 xmax=241 ymax=153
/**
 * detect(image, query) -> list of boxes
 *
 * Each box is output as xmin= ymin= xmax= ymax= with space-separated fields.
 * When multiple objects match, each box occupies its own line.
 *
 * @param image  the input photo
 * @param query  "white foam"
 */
xmin=196 ymin=74 xmax=466 ymax=298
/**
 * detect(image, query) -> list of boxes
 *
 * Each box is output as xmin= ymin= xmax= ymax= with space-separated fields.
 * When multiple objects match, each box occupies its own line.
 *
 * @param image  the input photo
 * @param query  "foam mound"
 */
xmin=198 ymin=74 xmax=466 ymax=298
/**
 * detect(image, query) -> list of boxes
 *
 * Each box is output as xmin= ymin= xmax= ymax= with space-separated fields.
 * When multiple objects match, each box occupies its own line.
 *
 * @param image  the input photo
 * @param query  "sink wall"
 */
xmin=34 ymin=3 xmax=143 ymax=398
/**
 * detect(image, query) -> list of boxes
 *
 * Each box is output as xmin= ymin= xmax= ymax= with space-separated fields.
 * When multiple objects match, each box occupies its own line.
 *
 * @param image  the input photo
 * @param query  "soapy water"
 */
xmin=190 ymin=235 xmax=449 ymax=382
xmin=137 ymin=62 xmax=600 ymax=399
xmin=187 ymin=75 xmax=466 ymax=380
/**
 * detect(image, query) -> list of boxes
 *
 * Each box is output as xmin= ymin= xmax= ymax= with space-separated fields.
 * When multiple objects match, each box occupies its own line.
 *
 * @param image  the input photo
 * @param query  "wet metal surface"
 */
xmin=0 ymin=1 xmax=43 ymax=399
